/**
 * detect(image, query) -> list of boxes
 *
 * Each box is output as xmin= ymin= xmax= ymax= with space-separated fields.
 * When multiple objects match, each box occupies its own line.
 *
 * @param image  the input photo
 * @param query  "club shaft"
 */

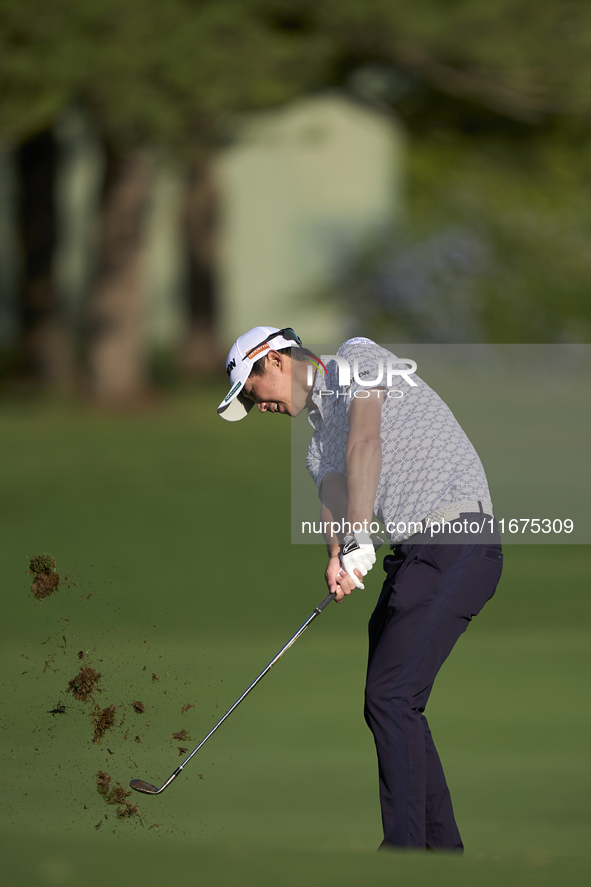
xmin=154 ymin=593 xmax=335 ymax=792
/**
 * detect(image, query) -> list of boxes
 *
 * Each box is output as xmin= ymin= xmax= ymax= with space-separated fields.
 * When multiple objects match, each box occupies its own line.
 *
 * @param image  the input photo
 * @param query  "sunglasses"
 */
xmin=244 ymin=327 xmax=302 ymax=360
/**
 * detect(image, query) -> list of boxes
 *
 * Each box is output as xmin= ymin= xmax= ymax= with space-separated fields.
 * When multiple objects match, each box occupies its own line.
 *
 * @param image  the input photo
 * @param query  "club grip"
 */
xmin=315 ymin=592 xmax=337 ymax=614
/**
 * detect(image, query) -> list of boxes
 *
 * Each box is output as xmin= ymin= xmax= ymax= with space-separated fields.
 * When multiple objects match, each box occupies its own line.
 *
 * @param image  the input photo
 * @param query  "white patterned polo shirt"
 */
xmin=305 ymin=339 xmax=493 ymax=543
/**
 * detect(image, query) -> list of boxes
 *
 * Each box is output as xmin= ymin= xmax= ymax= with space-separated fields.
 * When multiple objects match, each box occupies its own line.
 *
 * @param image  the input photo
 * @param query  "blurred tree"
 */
xmin=273 ymin=0 xmax=591 ymax=123
xmin=87 ymin=148 xmax=152 ymax=401
xmin=0 ymin=0 xmax=329 ymax=400
xmin=328 ymin=136 xmax=591 ymax=344
xmin=273 ymin=0 xmax=591 ymax=342
xmin=4 ymin=1 xmax=591 ymax=141
xmin=15 ymin=128 xmax=75 ymax=387
xmin=181 ymin=160 xmax=219 ymax=376
xmin=2 ymin=0 xmax=591 ymax=396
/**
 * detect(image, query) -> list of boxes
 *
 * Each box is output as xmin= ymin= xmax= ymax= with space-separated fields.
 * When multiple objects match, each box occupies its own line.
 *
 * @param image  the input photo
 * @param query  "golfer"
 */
xmin=218 ymin=326 xmax=503 ymax=852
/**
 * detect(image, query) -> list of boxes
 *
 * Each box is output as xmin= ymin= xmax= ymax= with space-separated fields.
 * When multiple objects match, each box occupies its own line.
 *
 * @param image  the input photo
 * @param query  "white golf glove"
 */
xmin=340 ymin=532 xmax=376 ymax=590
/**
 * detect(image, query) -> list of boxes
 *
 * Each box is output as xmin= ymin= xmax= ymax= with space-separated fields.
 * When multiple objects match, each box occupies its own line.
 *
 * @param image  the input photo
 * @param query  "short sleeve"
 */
xmin=338 ymin=340 xmax=388 ymax=402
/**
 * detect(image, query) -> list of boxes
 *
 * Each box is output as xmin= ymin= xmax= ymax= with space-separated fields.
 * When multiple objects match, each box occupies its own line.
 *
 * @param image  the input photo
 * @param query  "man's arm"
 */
xmin=345 ymin=389 xmax=383 ymax=529
xmin=319 ymin=390 xmax=384 ymax=600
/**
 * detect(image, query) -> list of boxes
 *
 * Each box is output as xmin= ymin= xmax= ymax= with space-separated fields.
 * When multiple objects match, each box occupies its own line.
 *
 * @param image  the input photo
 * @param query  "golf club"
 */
xmin=130 ymin=590 xmax=336 ymax=795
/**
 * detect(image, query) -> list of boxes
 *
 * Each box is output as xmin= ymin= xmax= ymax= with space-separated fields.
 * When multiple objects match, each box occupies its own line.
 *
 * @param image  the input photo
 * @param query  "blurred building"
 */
xmin=216 ymin=93 xmax=404 ymax=346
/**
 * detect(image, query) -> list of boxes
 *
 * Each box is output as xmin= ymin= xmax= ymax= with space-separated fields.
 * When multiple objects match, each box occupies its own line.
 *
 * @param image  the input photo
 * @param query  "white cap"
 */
xmin=217 ymin=326 xmax=301 ymax=421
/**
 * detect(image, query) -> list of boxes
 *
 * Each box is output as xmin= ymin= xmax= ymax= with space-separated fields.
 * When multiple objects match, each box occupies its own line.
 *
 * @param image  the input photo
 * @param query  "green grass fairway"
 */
xmin=0 ymin=387 xmax=589 ymax=886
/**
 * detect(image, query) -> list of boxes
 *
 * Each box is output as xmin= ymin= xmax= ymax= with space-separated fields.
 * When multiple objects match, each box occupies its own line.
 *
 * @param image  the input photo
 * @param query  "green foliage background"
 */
xmin=331 ymin=135 xmax=591 ymax=344
xmin=2 ymin=0 xmax=591 ymax=382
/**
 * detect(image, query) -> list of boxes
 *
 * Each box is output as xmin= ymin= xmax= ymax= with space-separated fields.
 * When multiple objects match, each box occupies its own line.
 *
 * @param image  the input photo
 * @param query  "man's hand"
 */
xmin=325 ymin=554 xmax=357 ymax=603
xmin=340 ymin=532 xmax=376 ymax=590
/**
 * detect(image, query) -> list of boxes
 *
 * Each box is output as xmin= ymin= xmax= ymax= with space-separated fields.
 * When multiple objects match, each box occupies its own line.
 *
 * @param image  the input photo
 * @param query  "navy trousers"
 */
xmin=364 ymin=526 xmax=503 ymax=850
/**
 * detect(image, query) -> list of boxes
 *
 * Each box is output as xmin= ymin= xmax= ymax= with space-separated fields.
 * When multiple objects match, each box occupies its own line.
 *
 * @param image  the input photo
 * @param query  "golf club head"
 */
xmin=130 ymin=779 xmax=160 ymax=794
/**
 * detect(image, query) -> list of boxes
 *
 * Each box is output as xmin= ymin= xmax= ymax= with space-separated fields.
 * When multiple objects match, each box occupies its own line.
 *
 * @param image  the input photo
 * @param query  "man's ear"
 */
xmin=266 ymin=349 xmax=286 ymax=371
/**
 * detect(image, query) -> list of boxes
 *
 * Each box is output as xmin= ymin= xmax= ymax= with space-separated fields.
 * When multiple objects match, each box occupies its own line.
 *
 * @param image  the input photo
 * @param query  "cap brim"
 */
xmin=217 ymin=390 xmax=255 ymax=422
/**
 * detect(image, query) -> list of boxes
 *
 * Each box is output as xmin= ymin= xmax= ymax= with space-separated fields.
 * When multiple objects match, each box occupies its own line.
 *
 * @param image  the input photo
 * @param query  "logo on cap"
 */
xmin=224 ymin=381 xmax=241 ymax=402
xmin=246 ymin=342 xmax=271 ymax=361
xmin=226 ymin=358 xmax=237 ymax=378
